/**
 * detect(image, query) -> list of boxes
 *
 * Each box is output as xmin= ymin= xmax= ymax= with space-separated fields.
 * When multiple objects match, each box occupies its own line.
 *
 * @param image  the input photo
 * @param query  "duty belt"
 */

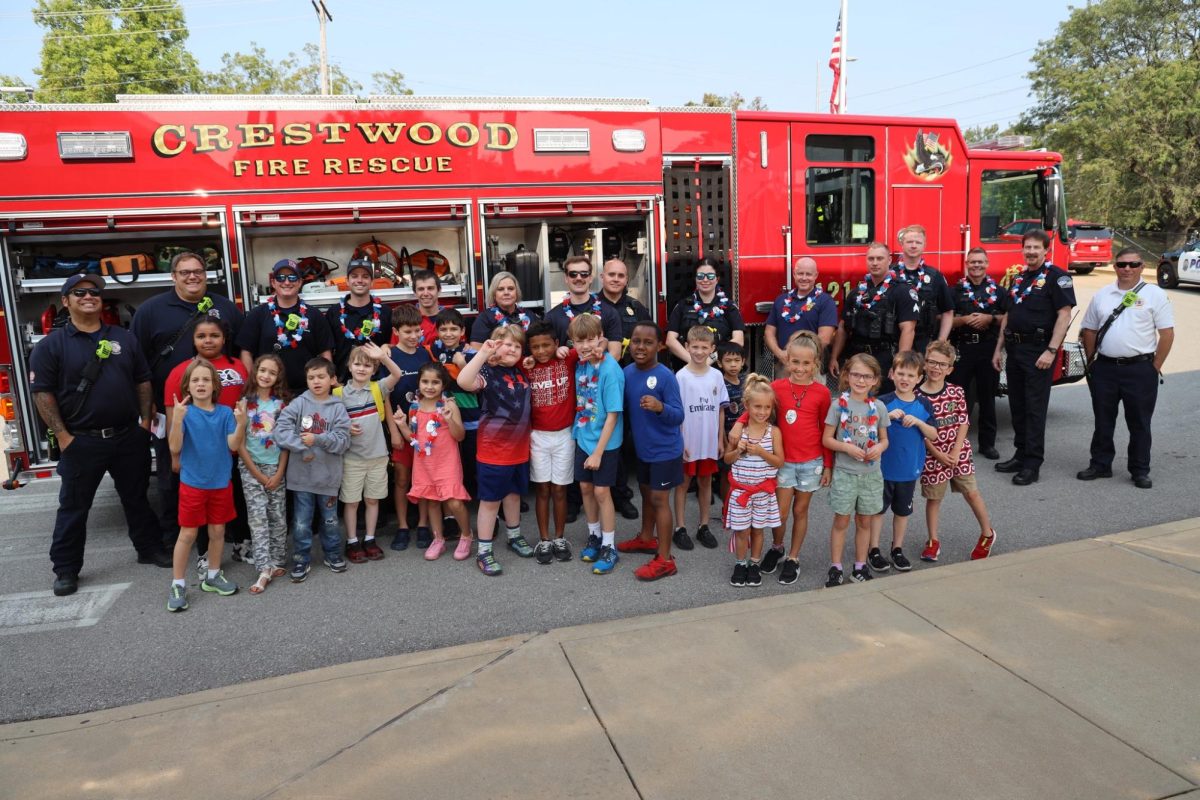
xmin=1004 ymin=331 xmax=1048 ymax=345
xmin=953 ymin=332 xmax=995 ymax=345
xmin=71 ymin=425 xmax=130 ymax=439
xmin=1095 ymin=353 xmax=1154 ymax=365
xmin=850 ymin=339 xmax=896 ymax=355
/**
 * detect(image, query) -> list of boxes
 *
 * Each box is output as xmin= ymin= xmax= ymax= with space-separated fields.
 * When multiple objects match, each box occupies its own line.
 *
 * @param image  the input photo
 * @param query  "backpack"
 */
xmin=333 ymin=380 xmax=386 ymax=419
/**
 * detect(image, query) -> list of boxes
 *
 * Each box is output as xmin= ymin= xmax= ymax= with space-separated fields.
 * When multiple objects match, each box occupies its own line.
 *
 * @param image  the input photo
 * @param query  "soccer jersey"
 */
xmin=528 ymin=351 xmax=578 ymax=431
xmin=476 ymin=364 xmax=531 ymax=465
xmin=677 ymin=366 xmax=728 ymax=461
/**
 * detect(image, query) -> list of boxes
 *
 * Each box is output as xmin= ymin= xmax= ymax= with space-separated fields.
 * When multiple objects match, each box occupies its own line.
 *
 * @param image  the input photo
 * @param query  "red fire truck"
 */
xmin=0 ymin=96 xmax=1068 ymax=486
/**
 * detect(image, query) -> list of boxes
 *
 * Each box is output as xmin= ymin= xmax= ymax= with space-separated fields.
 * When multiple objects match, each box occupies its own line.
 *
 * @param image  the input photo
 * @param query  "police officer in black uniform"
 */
xmin=31 ymin=274 xmax=172 ymax=596
xmin=830 ymin=242 xmax=919 ymax=393
xmin=992 ymin=229 xmax=1076 ymax=485
xmin=665 ymin=257 xmax=745 ymax=366
xmin=894 ymin=225 xmax=954 ymax=354
xmin=599 ymin=257 xmax=652 ymax=520
xmin=544 ymin=255 xmax=623 ymax=359
xmin=949 ymin=247 xmax=1007 ymax=460
xmin=131 ymin=251 xmax=243 ymax=542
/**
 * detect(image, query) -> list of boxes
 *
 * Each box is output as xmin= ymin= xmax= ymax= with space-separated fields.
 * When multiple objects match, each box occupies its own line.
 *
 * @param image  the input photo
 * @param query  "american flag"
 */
xmin=829 ymin=11 xmax=844 ymax=114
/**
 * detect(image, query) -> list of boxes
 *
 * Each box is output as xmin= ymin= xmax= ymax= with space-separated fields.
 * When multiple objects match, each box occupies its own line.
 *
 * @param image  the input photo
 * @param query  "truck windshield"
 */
xmin=978 ymin=170 xmax=1055 ymax=242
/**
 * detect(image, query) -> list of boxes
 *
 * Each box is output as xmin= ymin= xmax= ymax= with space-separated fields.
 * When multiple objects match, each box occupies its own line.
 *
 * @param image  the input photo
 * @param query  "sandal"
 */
xmin=270 ymin=566 xmax=287 ymax=579
xmin=249 ymin=572 xmax=272 ymax=595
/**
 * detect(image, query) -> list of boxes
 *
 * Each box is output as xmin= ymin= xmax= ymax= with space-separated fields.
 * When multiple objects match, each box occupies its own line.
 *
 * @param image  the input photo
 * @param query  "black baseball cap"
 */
xmin=61 ymin=273 xmax=105 ymax=296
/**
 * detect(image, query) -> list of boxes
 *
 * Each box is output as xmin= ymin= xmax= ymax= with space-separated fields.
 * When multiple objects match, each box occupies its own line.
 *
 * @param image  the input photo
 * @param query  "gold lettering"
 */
xmin=324 ymin=158 xmax=344 ymax=174
xmin=151 ymin=124 xmax=186 ymax=157
xmin=368 ymin=157 xmax=388 ymax=174
xmin=238 ymin=123 xmax=275 ymax=148
xmin=446 ymin=122 xmax=479 ymax=148
xmin=484 ymin=122 xmax=517 ymax=151
xmin=408 ymin=122 xmax=442 ymax=146
xmin=346 ymin=157 xmax=364 ymax=174
xmin=391 ymin=156 xmax=410 ymax=173
xmin=192 ymin=124 xmax=232 ymax=154
xmin=232 ymin=160 xmax=251 ymax=177
xmin=437 ymin=156 xmax=452 ymax=172
xmin=268 ymin=159 xmax=288 ymax=176
xmin=413 ymin=156 xmax=433 ymax=173
xmin=316 ymin=122 xmax=351 ymax=143
xmin=356 ymin=122 xmax=407 ymax=144
xmin=293 ymin=158 xmax=310 ymax=175
xmin=282 ymin=123 xmax=312 ymax=146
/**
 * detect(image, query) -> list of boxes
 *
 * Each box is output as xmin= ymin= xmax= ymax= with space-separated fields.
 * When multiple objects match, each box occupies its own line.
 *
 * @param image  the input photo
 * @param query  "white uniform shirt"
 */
xmin=1081 ymin=282 xmax=1174 ymax=358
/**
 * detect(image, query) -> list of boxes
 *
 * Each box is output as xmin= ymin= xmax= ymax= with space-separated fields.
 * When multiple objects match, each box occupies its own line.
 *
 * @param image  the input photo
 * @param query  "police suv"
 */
xmin=1158 ymin=236 xmax=1200 ymax=289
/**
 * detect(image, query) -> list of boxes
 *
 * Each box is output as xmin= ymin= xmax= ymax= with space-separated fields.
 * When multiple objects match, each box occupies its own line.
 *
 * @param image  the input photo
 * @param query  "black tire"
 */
xmin=1072 ymin=265 xmax=1095 ymax=275
xmin=1157 ymin=261 xmax=1179 ymax=289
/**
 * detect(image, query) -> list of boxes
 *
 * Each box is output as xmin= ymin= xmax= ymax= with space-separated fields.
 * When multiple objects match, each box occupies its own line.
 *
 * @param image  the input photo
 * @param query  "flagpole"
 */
xmin=839 ymin=0 xmax=848 ymax=114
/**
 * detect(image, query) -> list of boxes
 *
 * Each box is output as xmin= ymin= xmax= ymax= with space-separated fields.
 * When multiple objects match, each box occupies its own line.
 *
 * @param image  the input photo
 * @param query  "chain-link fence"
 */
xmin=1109 ymin=229 xmax=1199 ymax=262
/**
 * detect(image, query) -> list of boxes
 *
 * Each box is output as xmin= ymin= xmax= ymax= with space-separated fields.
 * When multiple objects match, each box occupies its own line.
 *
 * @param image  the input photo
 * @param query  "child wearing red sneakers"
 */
xmin=722 ymin=374 xmax=784 ymax=588
xmin=618 ymin=322 xmax=684 ymax=580
xmin=918 ymin=341 xmax=997 ymax=562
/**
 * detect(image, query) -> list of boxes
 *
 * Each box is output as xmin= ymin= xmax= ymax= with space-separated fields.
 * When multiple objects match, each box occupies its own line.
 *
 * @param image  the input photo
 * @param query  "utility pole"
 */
xmin=311 ymin=0 xmax=332 ymax=95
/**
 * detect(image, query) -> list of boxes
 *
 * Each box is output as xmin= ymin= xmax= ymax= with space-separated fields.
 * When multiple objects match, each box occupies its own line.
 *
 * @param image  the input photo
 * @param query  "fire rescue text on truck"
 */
xmin=0 ymin=96 xmax=1068 ymax=487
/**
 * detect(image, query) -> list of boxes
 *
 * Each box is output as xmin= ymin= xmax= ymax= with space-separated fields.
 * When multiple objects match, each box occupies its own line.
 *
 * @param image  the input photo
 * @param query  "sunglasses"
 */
xmin=696 ymin=272 xmax=717 ymax=280
xmin=566 ymin=270 xmax=591 ymax=279
xmin=70 ymin=288 xmax=102 ymax=298
xmin=1114 ymin=261 xmax=1143 ymax=269
xmin=274 ymin=273 xmax=301 ymax=283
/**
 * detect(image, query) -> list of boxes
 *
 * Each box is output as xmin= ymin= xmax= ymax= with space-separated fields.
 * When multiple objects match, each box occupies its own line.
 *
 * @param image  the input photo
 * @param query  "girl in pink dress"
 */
xmin=406 ymin=363 xmax=473 ymax=561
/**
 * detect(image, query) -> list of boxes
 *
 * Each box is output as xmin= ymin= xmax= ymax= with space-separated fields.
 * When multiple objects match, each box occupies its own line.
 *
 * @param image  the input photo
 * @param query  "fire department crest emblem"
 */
xmin=904 ymin=130 xmax=951 ymax=181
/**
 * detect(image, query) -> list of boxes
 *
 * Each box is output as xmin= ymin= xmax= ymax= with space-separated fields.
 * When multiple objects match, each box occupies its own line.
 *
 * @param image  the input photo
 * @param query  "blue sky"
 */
xmin=0 ymin=0 xmax=1076 ymax=131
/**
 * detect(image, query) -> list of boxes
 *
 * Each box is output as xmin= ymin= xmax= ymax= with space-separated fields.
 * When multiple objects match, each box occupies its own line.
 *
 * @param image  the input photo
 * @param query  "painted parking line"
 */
xmin=0 ymin=583 xmax=131 ymax=636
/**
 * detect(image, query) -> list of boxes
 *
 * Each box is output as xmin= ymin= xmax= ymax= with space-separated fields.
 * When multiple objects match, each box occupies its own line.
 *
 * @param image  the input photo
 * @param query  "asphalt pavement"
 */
xmin=1 ymin=274 xmax=1197 ymax=724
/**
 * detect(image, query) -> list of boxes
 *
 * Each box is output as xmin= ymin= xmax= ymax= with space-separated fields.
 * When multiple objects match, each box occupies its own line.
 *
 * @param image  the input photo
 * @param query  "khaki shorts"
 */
xmin=828 ymin=469 xmax=884 ymax=516
xmin=921 ymin=472 xmax=979 ymax=500
xmin=340 ymin=455 xmax=390 ymax=502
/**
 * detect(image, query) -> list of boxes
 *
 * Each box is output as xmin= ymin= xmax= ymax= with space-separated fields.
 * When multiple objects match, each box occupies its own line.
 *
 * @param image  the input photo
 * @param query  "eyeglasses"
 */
xmin=70 ymin=288 xmax=102 ymax=298
xmin=925 ymin=360 xmax=952 ymax=370
xmin=174 ymin=268 xmax=206 ymax=278
xmin=847 ymin=372 xmax=876 ymax=381
xmin=696 ymin=272 xmax=717 ymax=280
xmin=566 ymin=270 xmax=591 ymax=279
xmin=274 ymin=274 xmax=301 ymax=283
xmin=1114 ymin=261 xmax=1143 ymax=269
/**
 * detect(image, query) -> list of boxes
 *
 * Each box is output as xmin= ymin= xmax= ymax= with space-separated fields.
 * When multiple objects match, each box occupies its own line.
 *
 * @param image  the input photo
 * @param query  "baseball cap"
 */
xmin=61 ymin=273 xmax=105 ymax=296
xmin=271 ymin=258 xmax=300 ymax=277
xmin=346 ymin=258 xmax=375 ymax=276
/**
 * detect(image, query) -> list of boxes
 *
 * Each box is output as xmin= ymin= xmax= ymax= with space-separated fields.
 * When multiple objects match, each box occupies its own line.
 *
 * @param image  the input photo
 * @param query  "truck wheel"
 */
xmin=1072 ymin=265 xmax=1094 ymax=275
xmin=1157 ymin=261 xmax=1179 ymax=289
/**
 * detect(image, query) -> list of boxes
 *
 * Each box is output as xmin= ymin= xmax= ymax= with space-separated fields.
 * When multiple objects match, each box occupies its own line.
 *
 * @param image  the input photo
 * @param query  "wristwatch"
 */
xmin=1046 ymin=346 xmax=1058 ymax=354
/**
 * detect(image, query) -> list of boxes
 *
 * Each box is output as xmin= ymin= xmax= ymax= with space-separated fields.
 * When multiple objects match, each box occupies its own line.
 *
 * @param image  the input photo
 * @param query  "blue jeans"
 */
xmin=291 ymin=491 xmax=342 ymax=564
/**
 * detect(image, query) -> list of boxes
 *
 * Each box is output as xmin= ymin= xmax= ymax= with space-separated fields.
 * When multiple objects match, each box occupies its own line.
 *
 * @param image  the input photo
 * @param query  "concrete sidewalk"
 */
xmin=3 ymin=519 xmax=1199 ymax=800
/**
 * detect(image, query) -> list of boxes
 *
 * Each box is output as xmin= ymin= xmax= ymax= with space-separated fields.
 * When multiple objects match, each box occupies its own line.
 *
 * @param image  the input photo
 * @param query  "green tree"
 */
xmin=963 ymin=124 xmax=1001 ymax=146
xmin=205 ymin=43 xmax=362 ymax=95
xmin=371 ymin=69 xmax=413 ymax=96
xmin=1021 ymin=0 xmax=1200 ymax=238
xmin=686 ymin=92 xmax=767 ymax=110
xmin=32 ymin=0 xmax=202 ymax=102
xmin=0 ymin=74 xmax=34 ymax=104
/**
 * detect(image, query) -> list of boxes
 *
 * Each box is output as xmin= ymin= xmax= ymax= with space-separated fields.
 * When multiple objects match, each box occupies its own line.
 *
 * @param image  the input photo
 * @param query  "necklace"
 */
xmin=779 ymin=286 xmax=823 ymax=324
xmin=838 ymin=391 xmax=879 ymax=448
xmin=408 ymin=397 xmax=445 ymax=457
xmin=895 ymin=261 xmax=932 ymax=287
xmin=960 ymin=277 xmax=999 ymax=310
xmin=337 ymin=295 xmax=383 ymax=341
xmin=853 ymin=273 xmax=894 ymax=310
xmin=1009 ymin=266 xmax=1048 ymax=305
xmin=489 ymin=304 xmax=531 ymax=331
xmin=789 ymin=382 xmax=810 ymax=409
xmin=562 ymin=293 xmax=602 ymax=319
xmin=574 ymin=362 xmax=600 ymax=427
xmin=268 ymin=297 xmax=309 ymax=349
xmin=692 ymin=287 xmax=730 ymax=322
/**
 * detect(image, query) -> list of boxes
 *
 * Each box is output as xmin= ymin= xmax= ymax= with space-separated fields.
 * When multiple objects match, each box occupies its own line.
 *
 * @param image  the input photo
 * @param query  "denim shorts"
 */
xmin=777 ymin=457 xmax=825 ymax=493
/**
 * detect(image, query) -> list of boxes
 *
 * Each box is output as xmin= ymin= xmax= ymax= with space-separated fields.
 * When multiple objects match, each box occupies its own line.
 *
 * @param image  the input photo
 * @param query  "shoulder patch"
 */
xmin=1057 ymin=275 xmax=1073 ymax=289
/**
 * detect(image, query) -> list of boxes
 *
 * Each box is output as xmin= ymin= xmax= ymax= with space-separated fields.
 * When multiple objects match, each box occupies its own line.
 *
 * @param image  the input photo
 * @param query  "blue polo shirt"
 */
xmin=130 ymin=290 xmax=243 ymax=406
xmin=765 ymin=288 xmax=838 ymax=350
xmin=623 ymin=362 xmax=684 ymax=462
xmin=29 ymin=322 xmax=151 ymax=431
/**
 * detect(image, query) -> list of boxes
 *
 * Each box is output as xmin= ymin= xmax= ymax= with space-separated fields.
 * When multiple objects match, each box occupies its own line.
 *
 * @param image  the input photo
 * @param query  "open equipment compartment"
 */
xmin=0 ymin=207 xmax=232 ymax=469
xmin=478 ymin=196 xmax=658 ymax=315
xmin=233 ymin=199 xmax=475 ymax=310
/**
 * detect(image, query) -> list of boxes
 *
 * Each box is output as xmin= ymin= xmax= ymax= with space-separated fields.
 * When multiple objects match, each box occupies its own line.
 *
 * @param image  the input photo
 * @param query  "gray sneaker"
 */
xmin=551 ymin=538 xmax=573 ymax=562
xmin=167 ymin=584 xmax=189 ymax=612
xmin=533 ymin=540 xmax=554 ymax=565
xmin=507 ymin=533 xmax=535 ymax=558
xmin=200 ymin=570 xmax=238 ymax=596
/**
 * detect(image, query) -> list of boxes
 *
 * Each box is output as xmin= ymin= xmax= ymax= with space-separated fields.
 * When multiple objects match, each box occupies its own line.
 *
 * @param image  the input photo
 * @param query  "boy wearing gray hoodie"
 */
xmin=275 ymin=357 xmax=352 ymax=581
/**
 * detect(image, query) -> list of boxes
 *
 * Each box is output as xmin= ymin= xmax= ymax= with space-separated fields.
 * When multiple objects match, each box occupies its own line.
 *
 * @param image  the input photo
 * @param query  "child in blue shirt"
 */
xmin=569 ymin=313 xmax=625 ymax=576
xmin=870 ymin=350 xmax=937 ymax=573
xmin=619 ymin=322 xmax=685 ymax=581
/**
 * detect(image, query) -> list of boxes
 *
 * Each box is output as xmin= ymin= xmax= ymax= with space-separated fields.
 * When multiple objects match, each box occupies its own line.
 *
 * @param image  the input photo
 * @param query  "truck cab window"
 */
xmin=979 ymin=170 xmax=1046 ymax=242
xmin=806 ymin=167 xmax=874 ymax=246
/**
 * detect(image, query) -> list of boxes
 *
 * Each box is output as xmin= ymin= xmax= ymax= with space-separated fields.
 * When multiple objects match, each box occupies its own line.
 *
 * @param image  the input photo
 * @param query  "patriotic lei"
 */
xmin=959 ymin=276 xmax=999 ymax=310
xmin=692 ymin=287 xmax=730 ymax=322
xmin=431 ymin=340 xmax=464 ymax=365
xmin=489 ymin=304 xmax=531 ymax=331
xmin=562 ymin=293 xmax=602 ymax=320
xmin=574 ymin=363 xmax=600 ymax=428
xmin=778 ymin=286 xmax=823 ymax=324
xmin=337 ymin=295 xmax=382 ymax=341
xmin=895 ymin=261 xmax=932 ymax=287
xmin=853 ymin=272 xmax=894 ymax=310
xmin=838 ymin=391 xmax=879 ymax=448
xmin=408 ymin=397 xmax=445 ymax=457
xmin=1009 ymin=266 xmax=1048 ymax=305
xmin=269 ymin=297 xmax=309 ymax=349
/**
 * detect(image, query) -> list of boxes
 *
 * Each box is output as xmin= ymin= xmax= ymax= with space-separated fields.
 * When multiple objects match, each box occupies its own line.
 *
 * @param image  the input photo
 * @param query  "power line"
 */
xmin=855 ymin=47 xmax=1036 ymax=100
xmin=868 ymin=71 xmax=1029 ymax=113
xmin=906 ymin=85 xmax=1032 ymax=116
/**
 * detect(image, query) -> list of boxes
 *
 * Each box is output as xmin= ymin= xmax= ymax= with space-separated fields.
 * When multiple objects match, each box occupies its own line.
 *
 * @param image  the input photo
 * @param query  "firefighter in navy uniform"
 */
xmin=830 ymin=242 xmax=918 ymax=393
xmin=599 ymin=257 xmax=652 ymax=520
xmin=991 ymin=229 xmax=1076 ymax=485
xmin=894 ymin=225 xmax=954 ymax=353
xmin=665 ymin=257 xmax=746 ymax=365
xmin=31 ymin=274 xmax=172 ymax=597
xmin=949 ymin=247 xmax=1007 ymax=460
